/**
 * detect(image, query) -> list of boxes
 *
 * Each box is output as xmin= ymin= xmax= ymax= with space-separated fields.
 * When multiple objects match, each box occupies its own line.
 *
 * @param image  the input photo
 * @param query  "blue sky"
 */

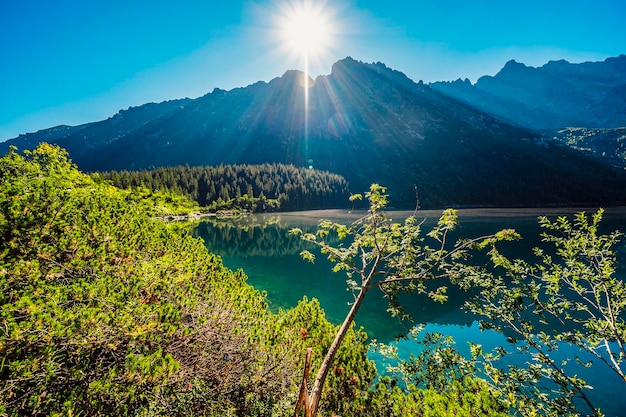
xmin=1 ymin=0 xmax=624 ymax=141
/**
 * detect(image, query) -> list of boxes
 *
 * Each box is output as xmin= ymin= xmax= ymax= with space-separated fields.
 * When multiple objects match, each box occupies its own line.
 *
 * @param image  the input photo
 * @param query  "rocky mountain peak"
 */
xmin=490 ymin=59 xmax=532 ymax=80
xmin=431 ymin=55 xmax=626 ymax=129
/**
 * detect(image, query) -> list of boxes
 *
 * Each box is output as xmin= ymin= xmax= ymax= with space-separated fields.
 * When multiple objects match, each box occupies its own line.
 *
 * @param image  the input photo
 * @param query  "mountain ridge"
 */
xmin=431 ymin=54 xmax=626 ymax=129
xmin=3 ymin=56 xmax=626 ymax=209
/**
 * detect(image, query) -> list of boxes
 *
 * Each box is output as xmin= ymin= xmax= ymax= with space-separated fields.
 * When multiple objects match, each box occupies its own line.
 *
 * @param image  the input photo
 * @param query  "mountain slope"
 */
xmin=546 ymin=127 xmax=626 ymax=169
xmin=4 ymin=98 xmax=192 ymax=166
xmin=3 ymin=57 xmax=626 ymax=208
xmin=430 ymin=55 xmax=626 ymax=129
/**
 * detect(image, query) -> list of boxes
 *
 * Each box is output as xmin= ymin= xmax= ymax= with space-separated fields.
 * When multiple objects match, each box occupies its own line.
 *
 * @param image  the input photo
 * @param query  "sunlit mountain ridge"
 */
xmin=3 ymin=56 xmax=626 ymax=209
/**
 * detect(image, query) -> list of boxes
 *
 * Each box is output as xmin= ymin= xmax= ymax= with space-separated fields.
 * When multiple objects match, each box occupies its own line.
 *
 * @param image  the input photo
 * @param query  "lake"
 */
xmin=194 ymin=207 xmax=626 ymax=416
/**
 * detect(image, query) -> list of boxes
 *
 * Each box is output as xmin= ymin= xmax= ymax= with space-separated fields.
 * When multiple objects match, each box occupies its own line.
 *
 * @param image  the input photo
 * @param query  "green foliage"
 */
xmin=0 ymin=145 xmax=285 ymax=415
xmin=100 ymin=163 xmax=350 ymax=212
xmin=373 ymin=210 xmax=626 ymax=416
xmin=278 ymin=300 xmax=506 ymax=417
xmin=11 ymin=146 xmax=623 ymax=416
xmin=290 ymin=184 xmax=510 ymax=415
xmin=120 ymin=185 xmax=200 ymax=216
xmin=458 ymin=209 xmax=626 ymax=416
xmin=356 ymin=376 xmax=508 ymax=417
xmin=368 ymin=326 xmax=508 ymax=417
xmin=292 ymin=184 xmax=504 ymax=320
xmin=268 ymin=298 xmax=377 ymax=416
xmin=0 ymin=145 xmax=400 ymax=416
xmin=395 ymin=329 xmax=475 ymax=391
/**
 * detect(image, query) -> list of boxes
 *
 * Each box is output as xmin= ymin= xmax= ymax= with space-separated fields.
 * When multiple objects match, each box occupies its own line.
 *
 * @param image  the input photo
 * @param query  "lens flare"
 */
xmin=253 ymin=0 xmax=351 ymax=165
xmin=282 ymin=7 xmax=331 ymax=56
xmin=272 ymin=0 xmax=341 ymax=79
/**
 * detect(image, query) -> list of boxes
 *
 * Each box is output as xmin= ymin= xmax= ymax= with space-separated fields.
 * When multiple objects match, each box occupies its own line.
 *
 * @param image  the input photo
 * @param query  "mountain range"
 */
xmin=431 ymin=55 xmax=626 ymax=129
xmin=3 ymin=55 xmax=626 ymax=209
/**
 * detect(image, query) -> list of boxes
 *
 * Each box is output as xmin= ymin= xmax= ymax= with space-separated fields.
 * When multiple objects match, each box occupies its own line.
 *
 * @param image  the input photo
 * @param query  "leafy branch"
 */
xmin=460 ymin=209 xmax=626 ymax=416
xmin=290 ymin=184 xmax=514 ymax=416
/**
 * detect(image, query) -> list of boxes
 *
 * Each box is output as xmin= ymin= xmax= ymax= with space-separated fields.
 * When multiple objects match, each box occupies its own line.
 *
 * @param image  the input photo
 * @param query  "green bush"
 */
xmin=0 ymin=144 xmax=510 ymax=416
xmin=0 ymin=144 xmax=285 ymax=415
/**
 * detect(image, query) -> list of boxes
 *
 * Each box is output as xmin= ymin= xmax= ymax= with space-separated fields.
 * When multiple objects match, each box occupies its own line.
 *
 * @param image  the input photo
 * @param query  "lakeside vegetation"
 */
xmin=1 ymin=144 xmax=510 ymax=416
xmin=291 ymin=184 xmax=625 ymax=416
xmin=2 ymin=144 xmax=624 ymax=416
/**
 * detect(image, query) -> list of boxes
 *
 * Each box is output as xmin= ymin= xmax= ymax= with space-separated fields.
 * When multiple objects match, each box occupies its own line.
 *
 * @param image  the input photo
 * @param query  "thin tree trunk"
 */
xmin=293 ymin=348 xmax=313 ymax=417
xmin=305 ymin=287 xmax=368 ymax=416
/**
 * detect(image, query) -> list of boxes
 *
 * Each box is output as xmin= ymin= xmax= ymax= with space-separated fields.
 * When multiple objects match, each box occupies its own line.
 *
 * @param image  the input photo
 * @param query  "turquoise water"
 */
xmin=195 ymin=208 xmax=626 ymax=416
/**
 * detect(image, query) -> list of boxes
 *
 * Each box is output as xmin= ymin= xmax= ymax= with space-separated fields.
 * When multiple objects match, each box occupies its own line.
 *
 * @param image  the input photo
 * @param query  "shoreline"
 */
xmin=160 ymin=206 xmax=626 ymax=223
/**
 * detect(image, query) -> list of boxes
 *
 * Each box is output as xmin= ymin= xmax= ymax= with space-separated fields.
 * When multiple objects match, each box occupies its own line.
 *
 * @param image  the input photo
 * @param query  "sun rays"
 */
xmin=246 ymin=0 xmax=357 ymax=167
xmin=277 ymin=0 xmax=334 ymax=77
xmin=264 ymin=1 xmax=340 ymax=164
xmin=281 ymin=5 xmax=331 ymax=57
xmin=259 ymin=0 xmax=348 ymax=80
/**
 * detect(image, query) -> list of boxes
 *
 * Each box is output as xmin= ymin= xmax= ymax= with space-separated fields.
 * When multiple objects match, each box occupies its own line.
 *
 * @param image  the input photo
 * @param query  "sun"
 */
xmin=275 ymin=0 xmax=335 ymax=73
xmin=282 ymin=7 xmax=330 ymax=55
xmin=257 ymin=0 xmax=350 ymax=79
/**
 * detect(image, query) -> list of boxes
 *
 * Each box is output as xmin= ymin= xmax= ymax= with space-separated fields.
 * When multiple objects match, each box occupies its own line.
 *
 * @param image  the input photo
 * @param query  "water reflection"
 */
xmin=195 ymin=208 xmax=626 ymax=416
xmin=194 ymin=216 xmax=307 ymax=257
xmin=195 ymin=208 xmax=626 ymax=341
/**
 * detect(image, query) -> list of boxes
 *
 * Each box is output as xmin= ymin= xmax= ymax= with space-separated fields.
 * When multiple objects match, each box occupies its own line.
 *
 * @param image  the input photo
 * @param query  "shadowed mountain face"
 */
xmin=431 ymin=55 xmax=626 ymax=130
xmin=4 ymin=57 xmax=626 ymax=208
